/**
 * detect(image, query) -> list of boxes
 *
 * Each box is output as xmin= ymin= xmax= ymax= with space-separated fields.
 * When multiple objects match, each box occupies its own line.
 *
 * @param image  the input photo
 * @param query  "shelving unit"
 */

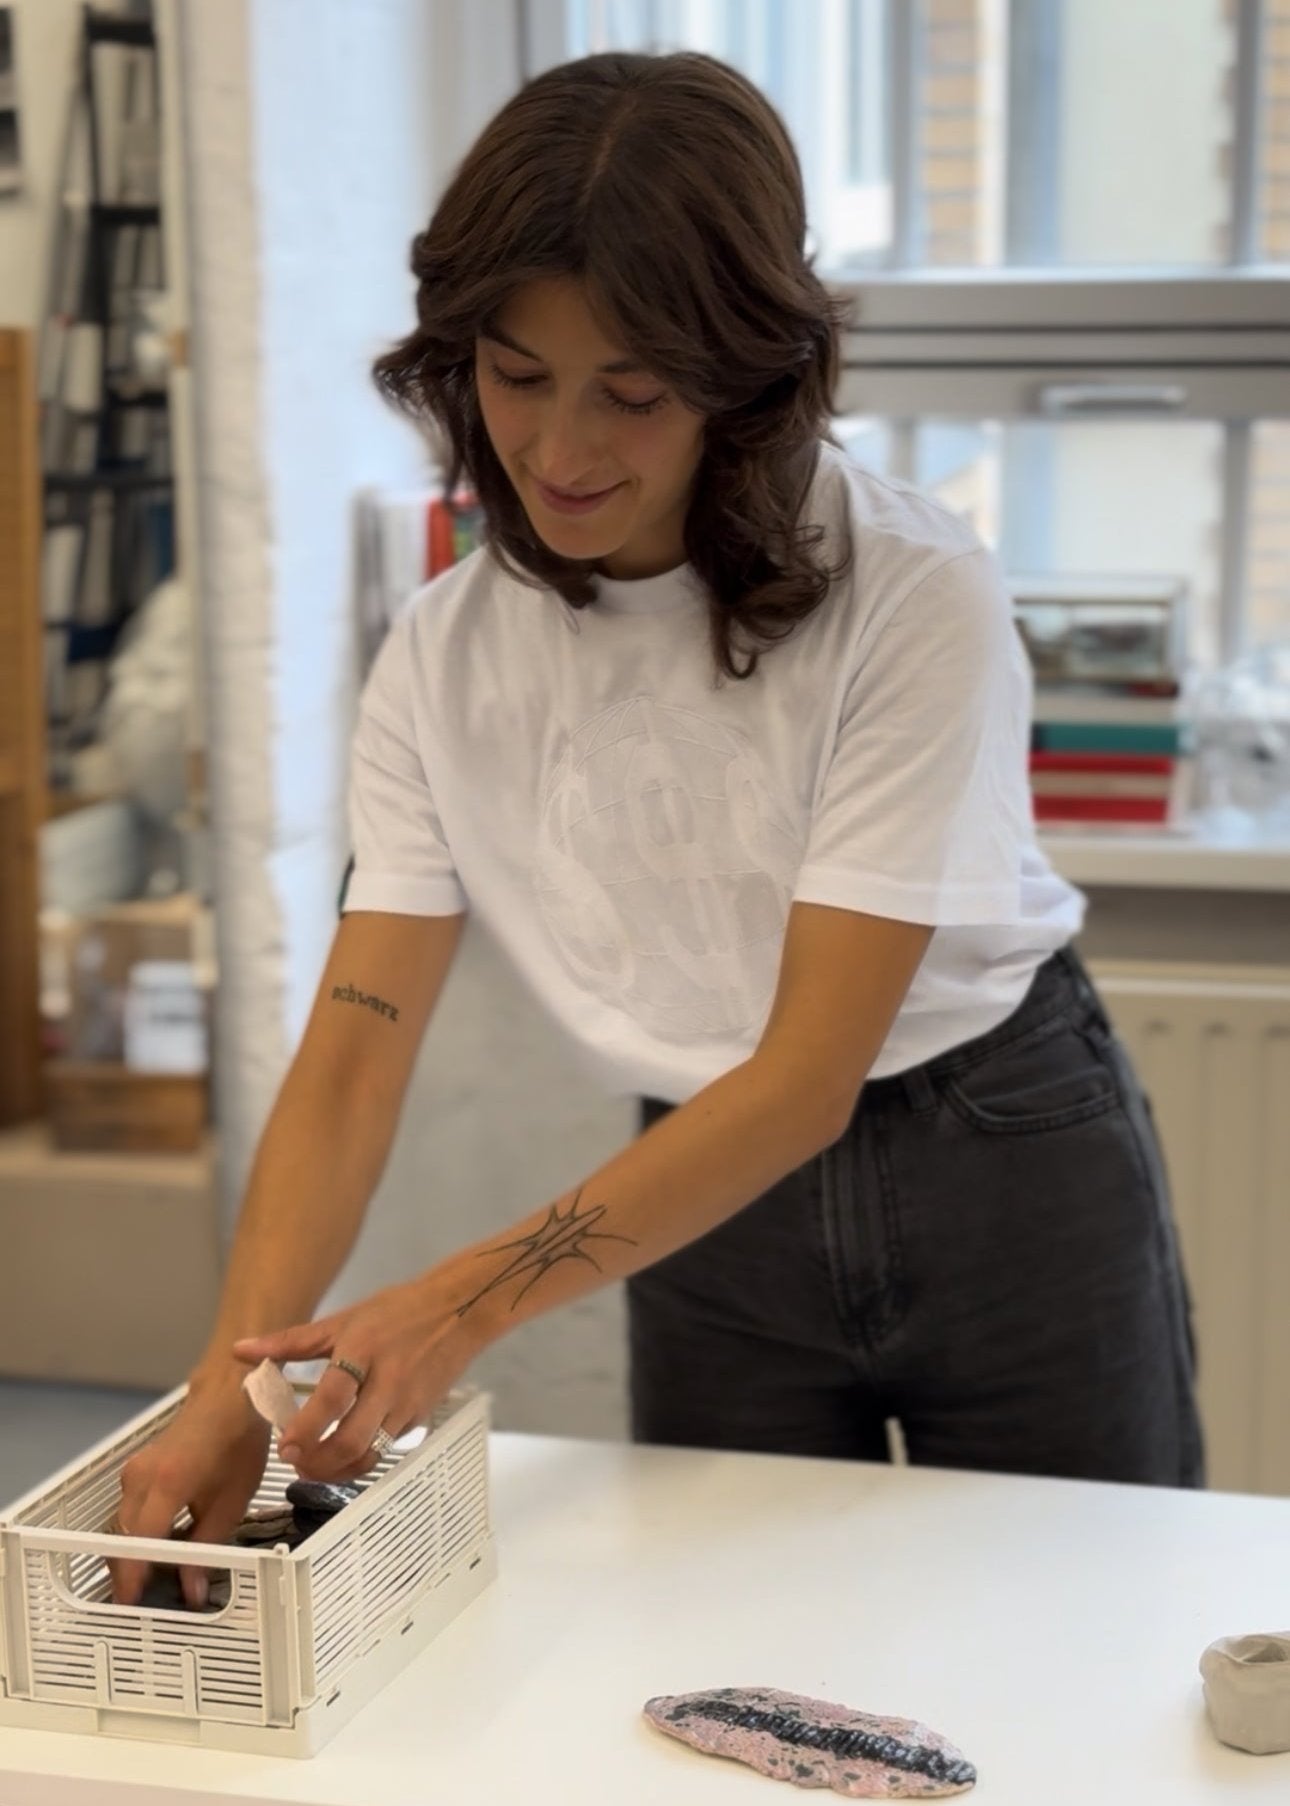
xmin=0 ymin=6 xmax=20 ymax=196
xmin=39 ymin=3 xmax=174 ymax=786
xmin=1041 ymin=825 xmax=1290 ymax=894
xmin=0 ymin=330 xmax=46 ymax=1127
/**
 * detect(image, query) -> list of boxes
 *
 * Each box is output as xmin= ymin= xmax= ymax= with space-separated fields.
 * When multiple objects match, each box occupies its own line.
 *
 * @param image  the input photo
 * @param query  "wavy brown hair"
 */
xmin=373 ymin=51 xmax=850 ymax=679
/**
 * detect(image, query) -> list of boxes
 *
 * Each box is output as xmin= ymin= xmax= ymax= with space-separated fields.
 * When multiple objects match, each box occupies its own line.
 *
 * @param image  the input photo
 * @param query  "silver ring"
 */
xmin=330 ymin=1356 xmax=368 ymax=1388
xmin=370 ymin=1426 xmax=396 ymax=1460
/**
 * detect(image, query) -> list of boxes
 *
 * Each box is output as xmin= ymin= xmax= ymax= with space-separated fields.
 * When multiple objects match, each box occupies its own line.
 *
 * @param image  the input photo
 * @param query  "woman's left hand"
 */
xmin=232 ymin=1268 xmax=484 ymax=1482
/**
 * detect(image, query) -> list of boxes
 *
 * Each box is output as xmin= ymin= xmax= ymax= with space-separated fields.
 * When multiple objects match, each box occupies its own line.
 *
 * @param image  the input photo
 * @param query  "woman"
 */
xmin=115 ymin=51 xmax=1201 ymax=1610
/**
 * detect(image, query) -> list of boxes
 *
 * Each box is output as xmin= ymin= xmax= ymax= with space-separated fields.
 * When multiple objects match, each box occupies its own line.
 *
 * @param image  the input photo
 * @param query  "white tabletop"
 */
xmin=1 ymin=1432 xmax=1287 ymax=1804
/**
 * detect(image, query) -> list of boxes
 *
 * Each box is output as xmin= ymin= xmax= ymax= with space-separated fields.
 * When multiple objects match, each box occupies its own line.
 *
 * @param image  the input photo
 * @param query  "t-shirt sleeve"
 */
xmin=342 ymin=616 xmax=467 ymax=918
xmin=793 ymin=544 xmax=1032 ymax=927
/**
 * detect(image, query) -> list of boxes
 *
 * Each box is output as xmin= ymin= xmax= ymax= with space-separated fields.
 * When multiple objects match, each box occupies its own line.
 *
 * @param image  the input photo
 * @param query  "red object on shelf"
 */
xmin=427 ymin=499 xmax=455 ymax=576
xmin=1033 ymin=795 xmax=1171 ymax=824
xmin=1028 ymin=752 xmax=1175 ymax=776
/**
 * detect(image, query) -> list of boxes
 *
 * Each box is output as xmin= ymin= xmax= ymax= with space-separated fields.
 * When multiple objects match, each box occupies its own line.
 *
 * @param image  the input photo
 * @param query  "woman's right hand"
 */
xmin=110 ymin=1371 xmax=272 ymax=1609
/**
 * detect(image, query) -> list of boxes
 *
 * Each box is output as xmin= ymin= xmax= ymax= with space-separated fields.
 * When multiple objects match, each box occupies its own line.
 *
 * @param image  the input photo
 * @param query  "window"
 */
xmin=525 ymin=0 xmax=1290 ymax=665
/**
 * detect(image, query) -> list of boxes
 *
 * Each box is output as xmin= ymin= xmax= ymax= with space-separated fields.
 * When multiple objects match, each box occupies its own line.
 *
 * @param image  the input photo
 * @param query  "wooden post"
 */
xmin=0 ymin=329 xmax=46 ymax=1124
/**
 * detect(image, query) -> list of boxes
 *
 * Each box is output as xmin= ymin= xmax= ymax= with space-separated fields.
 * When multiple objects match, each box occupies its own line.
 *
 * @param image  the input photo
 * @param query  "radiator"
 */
xmin=1090 ymin=959 xmax=1290 ymax=1497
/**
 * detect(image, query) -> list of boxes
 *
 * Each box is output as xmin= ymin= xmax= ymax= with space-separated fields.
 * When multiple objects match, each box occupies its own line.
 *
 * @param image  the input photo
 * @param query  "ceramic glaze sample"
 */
xmin=643 ymin=1687 xmax=976 ymax=1797
xmin=242 ymin=1357 xmax=298 ymax=1430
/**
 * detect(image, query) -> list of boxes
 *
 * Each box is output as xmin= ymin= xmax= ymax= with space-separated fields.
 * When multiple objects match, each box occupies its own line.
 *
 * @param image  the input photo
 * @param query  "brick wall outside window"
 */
xmin=1251 ymin=0 xmax=1290 ymax=646
xmin=920 ymin=0 xmax=989 ymax=265
xmin=919 ymin=0 xmax=1290 ymax=651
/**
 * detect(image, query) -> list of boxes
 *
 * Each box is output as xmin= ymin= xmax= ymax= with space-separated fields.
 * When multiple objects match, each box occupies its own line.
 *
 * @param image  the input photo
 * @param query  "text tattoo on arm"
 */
xmin=456 ymin=1191 xmax=638 ymax=1318
xmin=331 ymin=983 xmax=399 ymax=1023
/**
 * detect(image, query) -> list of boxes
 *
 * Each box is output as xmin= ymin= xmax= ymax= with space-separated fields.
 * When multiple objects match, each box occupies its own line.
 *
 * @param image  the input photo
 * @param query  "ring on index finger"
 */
xmin=330 ymin=1356 xmax=368 ymax=1388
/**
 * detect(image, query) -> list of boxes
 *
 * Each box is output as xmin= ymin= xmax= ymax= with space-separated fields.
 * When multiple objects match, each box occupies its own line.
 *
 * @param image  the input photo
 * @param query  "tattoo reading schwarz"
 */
xmin=331 ymin=983 xmax=399 ymax=1023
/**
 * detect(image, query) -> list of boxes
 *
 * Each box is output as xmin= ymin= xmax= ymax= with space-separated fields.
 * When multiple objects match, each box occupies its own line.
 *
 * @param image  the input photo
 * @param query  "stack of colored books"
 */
xmin=1030 ymin=684 xmax=1192 ymax=828
xmin=427 ymin=489 xmax=486 ymax=576
xmin=1013 ymin=575 xmax=1193 ymax=833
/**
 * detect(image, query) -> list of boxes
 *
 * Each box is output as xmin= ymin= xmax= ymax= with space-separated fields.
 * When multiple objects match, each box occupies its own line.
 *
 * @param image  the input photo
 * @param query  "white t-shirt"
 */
xmin=344 ymin=441 xmax=1085 ymax=1099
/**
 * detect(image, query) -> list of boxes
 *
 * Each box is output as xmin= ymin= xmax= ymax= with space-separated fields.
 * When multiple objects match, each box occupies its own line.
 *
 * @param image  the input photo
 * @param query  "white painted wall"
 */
xmin=0 ymin=0 xmax=82 ymax=326
xmin=181 ymin=0 xmax=632 ymax=1438
xmin=179 ymin=0 xmax=442 ymax=1206
xmin=335 ymin=920 xmax=635 ymax=1441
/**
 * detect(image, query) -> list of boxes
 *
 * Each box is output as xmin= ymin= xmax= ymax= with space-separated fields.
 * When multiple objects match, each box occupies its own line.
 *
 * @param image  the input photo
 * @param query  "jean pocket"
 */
xmin=943 ymin=1013 xmax=1121 ymax=1135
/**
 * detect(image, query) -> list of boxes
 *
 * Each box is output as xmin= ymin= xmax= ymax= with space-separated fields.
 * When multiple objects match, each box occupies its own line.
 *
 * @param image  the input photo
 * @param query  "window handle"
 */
xmin=1037 ymin=382 xmax=1189 ymax=416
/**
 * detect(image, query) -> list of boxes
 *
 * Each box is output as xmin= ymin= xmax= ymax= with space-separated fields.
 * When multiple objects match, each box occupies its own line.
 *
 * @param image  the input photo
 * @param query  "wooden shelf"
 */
xmin=84 ymin=10 xmax=156 ymax=48
xmin=1040 ymin=825 xmax=1290 ymax=893
xmin=0 ymin=330 xmax=45 ymax=1126
xmin=44 ymin=467 xmax=172 ymax=493
xmin=90 ymin=201 xmax=161 ymax=228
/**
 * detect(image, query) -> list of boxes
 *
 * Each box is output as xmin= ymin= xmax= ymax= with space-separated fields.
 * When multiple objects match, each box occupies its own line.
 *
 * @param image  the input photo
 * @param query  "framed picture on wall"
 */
xmin=0 ymin=5 xmax=22 ymax=197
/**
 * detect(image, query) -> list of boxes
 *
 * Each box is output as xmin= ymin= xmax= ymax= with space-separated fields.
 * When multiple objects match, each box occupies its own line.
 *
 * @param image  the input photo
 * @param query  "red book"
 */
xmin=427 ymin=499 xmax=455 ymax=576
xmin=1029 ymin=752 xmax=1174 ymax=776
xmin=1033 ymin=795 xmax=1170 ymax=824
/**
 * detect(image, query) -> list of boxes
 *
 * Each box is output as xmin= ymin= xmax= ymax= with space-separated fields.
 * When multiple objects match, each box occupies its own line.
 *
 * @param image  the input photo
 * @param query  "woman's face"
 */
xmin=475 ymin=277 xmax=705 ymax=580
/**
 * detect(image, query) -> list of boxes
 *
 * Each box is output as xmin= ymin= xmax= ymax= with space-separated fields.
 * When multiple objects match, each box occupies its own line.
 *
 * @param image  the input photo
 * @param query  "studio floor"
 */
xmin=0 ymin=1380 xmax=158 ymax=1509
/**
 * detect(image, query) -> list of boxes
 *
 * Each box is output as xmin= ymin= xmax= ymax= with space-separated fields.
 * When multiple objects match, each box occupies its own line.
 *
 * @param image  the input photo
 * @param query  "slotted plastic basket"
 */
xmin=0 ymin=1381 xmax=495 ymax=1756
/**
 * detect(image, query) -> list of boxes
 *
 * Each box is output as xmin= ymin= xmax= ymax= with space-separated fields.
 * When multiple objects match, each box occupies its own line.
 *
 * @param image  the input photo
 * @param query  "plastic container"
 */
xmin=0 ymin=1383 xmax=495 ymax=1756
xmin=123 ymin=959 xmax=206 ymax=1074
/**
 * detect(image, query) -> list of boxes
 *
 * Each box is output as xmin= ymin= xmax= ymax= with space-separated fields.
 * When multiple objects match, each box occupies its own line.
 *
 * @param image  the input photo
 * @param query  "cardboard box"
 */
xmin=44 ymin=1060 xmax=207 ymax=1154
xmin=65 ymin=893 xmax=212 ymax=1065
xmin=0 ymin=1124 xmax=221 ymax=1389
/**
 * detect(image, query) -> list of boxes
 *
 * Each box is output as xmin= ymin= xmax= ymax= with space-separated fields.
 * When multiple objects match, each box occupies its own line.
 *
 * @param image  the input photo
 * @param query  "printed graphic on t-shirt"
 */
xmin=533 ymin=696 xmax=802 ymax=1039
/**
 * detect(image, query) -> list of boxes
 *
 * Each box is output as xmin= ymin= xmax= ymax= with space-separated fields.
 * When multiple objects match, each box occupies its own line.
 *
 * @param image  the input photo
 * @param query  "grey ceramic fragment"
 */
xmin=1200 ymin=1633 xmax=1290 ymax=1755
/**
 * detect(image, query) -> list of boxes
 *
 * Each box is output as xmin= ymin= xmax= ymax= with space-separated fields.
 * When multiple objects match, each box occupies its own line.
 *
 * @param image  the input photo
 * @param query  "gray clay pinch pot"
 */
xmin=1200 ymin=1633 xmax=1290 ymax=1755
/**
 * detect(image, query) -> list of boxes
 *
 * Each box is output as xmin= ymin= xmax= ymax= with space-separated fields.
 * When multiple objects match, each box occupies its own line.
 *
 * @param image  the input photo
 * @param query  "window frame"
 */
xmin=523 ymin=0 xmax=1290 ymax=661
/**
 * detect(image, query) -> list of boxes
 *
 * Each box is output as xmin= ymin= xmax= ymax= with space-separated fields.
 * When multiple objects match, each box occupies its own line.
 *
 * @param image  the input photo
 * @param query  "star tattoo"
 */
xmin=456 ymin=1190 xmax=638 ymax=1317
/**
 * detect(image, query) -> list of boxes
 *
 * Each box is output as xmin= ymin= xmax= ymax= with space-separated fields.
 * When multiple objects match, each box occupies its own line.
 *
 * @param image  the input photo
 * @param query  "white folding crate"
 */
xmin=0 ymin=1381 xmax=496 ymax=1757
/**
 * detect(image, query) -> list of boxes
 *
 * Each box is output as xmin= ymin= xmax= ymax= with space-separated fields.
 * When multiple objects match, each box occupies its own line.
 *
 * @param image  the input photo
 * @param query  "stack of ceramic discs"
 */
xmin=229 ymin=1482 xmax=362 ymax=1553
xmin=131 ymin=1481 xmax=362 ymax=1613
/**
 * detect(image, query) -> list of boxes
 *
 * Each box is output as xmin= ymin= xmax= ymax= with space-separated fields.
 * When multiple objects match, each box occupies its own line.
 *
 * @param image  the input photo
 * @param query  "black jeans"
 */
xmin=628 ymin=947 xmax=1205 ymax=1488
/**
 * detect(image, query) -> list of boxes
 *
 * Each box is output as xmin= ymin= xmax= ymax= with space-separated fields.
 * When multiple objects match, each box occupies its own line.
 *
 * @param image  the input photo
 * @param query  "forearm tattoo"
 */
xmin=331 ymin=983 xmax=399 ymax=1023
xmin=456 ymin=1190 xmax=638 ymax=1317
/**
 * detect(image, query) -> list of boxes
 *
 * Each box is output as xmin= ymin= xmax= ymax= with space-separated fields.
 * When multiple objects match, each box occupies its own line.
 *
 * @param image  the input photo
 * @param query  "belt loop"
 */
xmin=900 ymin=1062 xmax=938 ymax=1115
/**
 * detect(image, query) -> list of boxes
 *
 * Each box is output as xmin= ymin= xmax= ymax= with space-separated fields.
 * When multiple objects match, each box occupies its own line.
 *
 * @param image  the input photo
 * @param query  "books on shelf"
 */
xmin=37 ymin=6 xmax=176 ymax=776
xmin=90 ymin=36 xmax=160 ymax=207
xmin=1028 ymin=708 xmax=1195 ymax=831
xmin=1028 ymin=750 xmax=1195 ymax=829
xmin=1011 ymin=573 xmax=1194 ymax=835
xmin=428 ymin=493 xmax=485 ymax=575
xmin=355 ymin=480 xmax=487 ymax=670
xmin=1031 ymin=753 xmax=1174 ymax=798
xmin=41 ymin=523 xmax=84 ymax=626
xmin=1032 ymin=722 xmax=1186 ymax=756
